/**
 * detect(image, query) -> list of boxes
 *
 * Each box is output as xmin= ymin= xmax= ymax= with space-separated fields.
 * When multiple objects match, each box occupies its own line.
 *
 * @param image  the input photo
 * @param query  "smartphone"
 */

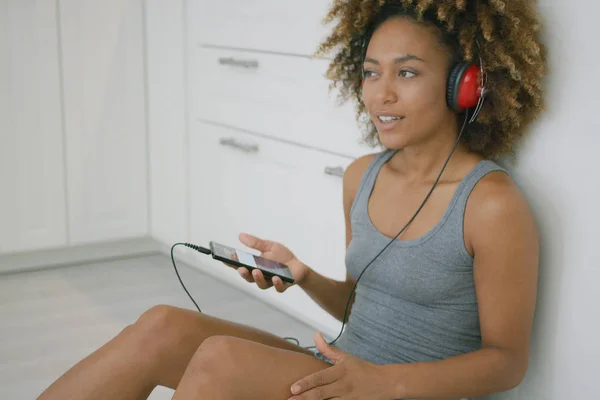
xmin=209 ymin=241 xmax=295 ymax=284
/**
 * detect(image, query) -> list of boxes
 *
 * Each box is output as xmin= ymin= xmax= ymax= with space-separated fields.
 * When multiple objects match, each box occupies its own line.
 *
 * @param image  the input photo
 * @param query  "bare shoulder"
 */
xmin=341 ymin=153 xmax=379 ymax=276
xmin=343 ymin=152 xmax=378 ymax=200
xmin=464 ymin=168 xmax=539 ymax=257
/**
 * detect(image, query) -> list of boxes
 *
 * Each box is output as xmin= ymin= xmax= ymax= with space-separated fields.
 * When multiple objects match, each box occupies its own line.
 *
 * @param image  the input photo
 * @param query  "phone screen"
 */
xmin=210 ymin=241 xmax=294 ymax=281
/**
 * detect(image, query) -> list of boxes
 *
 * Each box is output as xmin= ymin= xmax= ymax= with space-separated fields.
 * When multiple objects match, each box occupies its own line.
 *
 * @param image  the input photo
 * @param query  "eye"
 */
xmin=363 ymin=70 xmax=377 ymax=79
xmin=399 ymin=70 xmax=417 ymax=78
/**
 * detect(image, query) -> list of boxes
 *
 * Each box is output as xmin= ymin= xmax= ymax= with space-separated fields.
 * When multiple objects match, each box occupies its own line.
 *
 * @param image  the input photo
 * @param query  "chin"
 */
xmin=377 ymin=130 xmax=412 ymax=150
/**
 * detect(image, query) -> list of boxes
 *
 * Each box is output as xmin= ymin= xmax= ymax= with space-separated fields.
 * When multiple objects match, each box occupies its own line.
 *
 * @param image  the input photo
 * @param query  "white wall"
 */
xmin=488 ymin=1 xmax=600 ymax=398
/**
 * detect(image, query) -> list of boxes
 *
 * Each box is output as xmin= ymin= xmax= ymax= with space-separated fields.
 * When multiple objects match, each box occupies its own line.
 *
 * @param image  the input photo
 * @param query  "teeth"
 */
xmin=379 ymin=116 xmax=402 ymax=122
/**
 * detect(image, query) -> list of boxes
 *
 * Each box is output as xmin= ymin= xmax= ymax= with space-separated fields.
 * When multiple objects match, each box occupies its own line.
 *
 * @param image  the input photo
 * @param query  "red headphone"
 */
xmin=446 ymin=62 xmax=485 ymax=112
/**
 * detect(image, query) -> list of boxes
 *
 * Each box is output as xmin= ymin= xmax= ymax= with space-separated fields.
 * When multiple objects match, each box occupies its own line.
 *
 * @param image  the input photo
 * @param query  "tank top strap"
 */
xmin=441 ymin=159 xmax=510 ymax=260
xmin=349 ymin=151 xmax=509 ymax=234
xmin=451 ymin=159 xmax=509 ymax=213
xmin=349 ymin=149 xmax=398 ymax=217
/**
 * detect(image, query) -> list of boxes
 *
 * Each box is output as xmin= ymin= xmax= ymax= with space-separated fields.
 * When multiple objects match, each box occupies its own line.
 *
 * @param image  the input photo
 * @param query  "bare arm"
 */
xmin=380 ymin=172 xmax=540 ymax=399
xmin=237 ymin=154 xmax=375 ymax=323
xmin=298 ymin=269 xmax=356 ymax=323
xmin=297 ymin=154 xmax=376 ymax=322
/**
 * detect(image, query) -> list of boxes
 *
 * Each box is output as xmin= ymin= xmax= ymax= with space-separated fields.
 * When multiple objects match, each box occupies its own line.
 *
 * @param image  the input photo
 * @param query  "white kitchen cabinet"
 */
xmin=0 ymin=0 xmax=68 ymax=254
xmin=188 ymin=0 xmax=334 ymax=56
xmin=59 ymin=0 xmax=148 ymax=244
xmin=190 ymin=46 xmax=373 ymax=159
xmin=145 ymin=0 xmax=188 ymax=246
xmin=190 ymin=121 xmax=357 ymax=335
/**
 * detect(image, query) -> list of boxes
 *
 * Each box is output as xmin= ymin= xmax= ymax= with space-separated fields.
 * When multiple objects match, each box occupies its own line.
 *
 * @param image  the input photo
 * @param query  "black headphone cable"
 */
xmin=171 ymin=110 xmax=470 ymax=350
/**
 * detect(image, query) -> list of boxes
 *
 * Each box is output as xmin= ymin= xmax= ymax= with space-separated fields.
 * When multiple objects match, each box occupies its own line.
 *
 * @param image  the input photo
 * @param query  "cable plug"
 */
xmin=183 ymin=243 xmax=211 ymax=255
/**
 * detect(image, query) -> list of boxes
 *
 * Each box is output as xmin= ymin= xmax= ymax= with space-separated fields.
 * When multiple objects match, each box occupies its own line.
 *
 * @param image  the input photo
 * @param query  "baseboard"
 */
xmin=0 ymin=237 xmax=338 ymax=338
xmin=158 ymin=240 xmax=338 ymax=339
xmin=0 ymin=236 xmax=161 ymax=275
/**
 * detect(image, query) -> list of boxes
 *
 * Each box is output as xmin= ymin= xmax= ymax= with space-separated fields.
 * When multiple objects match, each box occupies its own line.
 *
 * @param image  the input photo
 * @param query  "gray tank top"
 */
xmin=334 ymin=149 xmax=508 ymax=365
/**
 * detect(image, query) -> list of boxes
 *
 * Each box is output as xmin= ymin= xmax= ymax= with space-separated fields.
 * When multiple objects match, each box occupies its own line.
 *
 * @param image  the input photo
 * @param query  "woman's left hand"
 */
xmin=288 ymin=332 xmax=396 ymax=400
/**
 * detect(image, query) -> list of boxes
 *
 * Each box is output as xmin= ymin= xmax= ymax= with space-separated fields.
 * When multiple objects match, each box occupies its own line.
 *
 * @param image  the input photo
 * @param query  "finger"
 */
xmin=290 ymin=368 xmax=340 ymax=396
xmin=314 ymin=332 xmax=344 ymax=363
xmin=288 ymin=384 xmax=342 ymax=400
xmin=272 ymin=276 xmax=287 ymax=293
xmin=289 ymin=383 xmax=338 ymax=400
xmin=239 ymin=232 xmax=272 ymax=253
xmin=238 ymin=267 xmax=254 ymax=283
xmin=252 ymin=269 xmax=272 ymax=290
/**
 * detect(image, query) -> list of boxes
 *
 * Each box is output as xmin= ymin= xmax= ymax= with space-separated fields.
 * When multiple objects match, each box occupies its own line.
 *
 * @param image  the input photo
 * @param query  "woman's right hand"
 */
xmin=231 ymin=232 xmax=310 ymax=293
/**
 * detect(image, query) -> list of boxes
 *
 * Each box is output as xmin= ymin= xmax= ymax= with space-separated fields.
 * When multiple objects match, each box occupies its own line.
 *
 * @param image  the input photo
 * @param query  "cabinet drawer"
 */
xmin=187 ymin=0 xmax=333 ymax=56
xmin=190 ymin=47 xmax=372 ymax=159
xmin=190 ymin=122 xmax=351 ymax=334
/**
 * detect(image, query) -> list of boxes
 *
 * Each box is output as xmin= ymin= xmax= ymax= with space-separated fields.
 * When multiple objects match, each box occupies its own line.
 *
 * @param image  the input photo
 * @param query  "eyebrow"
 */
xmin=364 ymin=55 xmax=425 ymax=64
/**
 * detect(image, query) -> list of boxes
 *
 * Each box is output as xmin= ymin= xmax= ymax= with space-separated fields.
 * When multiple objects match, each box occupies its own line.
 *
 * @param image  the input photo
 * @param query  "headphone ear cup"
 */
xmin=446 ymin=63 xmax=470 ymax=112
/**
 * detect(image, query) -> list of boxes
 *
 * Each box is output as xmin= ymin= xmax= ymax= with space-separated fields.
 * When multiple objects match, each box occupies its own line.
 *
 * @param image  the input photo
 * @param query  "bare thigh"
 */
xmin=135 ymin=305 xmax=316 ymax=389
xmin=174 ymin=335 xmax=331 ymax=400
xmin=36 ymin=304 xmax=319 ymax=400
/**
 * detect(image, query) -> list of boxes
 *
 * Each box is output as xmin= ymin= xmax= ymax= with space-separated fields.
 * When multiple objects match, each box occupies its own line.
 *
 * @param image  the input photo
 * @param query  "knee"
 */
xmin=187 ymin=336 xmax=240 ymax=378
xmin=126 ymin=305 xmax=187 ymax=355
xmin=135 ymin=305 xmax=180 ymax=332
xmin=133 ymin=305 xmax=179 ymax=336
xmin=176 ymin=336 xmax=242 ymax=394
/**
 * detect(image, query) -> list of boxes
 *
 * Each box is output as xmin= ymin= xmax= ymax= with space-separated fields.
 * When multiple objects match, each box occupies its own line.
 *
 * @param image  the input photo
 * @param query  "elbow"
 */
xmin=500 ymin=352 xmax=529 ymax=391
xmin=510 ymin=363 xmax=528 ymax=390
xmin=504 ymin=370 xmax=526 ymax=392
xmin=485 ymin=345 xmax=529 ymax=392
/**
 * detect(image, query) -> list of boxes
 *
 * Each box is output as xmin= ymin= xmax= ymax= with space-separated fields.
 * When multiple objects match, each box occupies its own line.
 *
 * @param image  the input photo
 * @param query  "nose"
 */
xmin=373 ymin=75 xmax=398 ymax=105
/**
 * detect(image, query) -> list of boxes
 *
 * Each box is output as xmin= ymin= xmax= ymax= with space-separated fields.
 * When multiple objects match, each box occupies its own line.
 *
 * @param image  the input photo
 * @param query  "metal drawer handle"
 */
xmin=218 ymin=57 xmax=259 ymax=69
xmin=324 ymin=165 xmax=345 ymax=178
xmin=219 ymin=137 xmax=259 ymax=153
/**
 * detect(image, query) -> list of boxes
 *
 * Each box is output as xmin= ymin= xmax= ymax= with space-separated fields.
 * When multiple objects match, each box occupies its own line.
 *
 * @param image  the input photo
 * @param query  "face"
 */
xmin=361 ymin=16 xmax=456 ymax=149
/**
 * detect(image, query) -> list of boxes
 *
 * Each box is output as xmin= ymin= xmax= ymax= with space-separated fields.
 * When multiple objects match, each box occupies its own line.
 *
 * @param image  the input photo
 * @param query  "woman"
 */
xmin=38 ymin=1 xmax=547 ymax=399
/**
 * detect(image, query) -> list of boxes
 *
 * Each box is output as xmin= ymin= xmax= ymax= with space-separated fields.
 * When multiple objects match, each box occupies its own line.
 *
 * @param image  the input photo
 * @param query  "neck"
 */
xmin=387 ymin=124 xmax=471 ymax=184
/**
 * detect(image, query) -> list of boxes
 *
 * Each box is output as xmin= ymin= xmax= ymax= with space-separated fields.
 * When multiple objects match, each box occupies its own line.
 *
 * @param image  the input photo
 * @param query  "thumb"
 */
xmin=314 ymin=332 xmax=344 ymax=363
xmin=239 ymin=233 xmax=270 ymax=253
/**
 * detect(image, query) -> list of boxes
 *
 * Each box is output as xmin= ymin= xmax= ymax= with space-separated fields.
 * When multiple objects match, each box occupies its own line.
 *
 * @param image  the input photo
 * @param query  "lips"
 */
xmin=375 ymin=114 xmax=405 ymax=131
xmin=378 ymin=115 xmax=404 ymax=123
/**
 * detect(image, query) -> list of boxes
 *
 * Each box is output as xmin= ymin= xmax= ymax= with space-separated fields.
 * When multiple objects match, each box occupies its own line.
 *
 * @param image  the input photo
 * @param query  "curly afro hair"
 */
xmin=314 ymin=0 xmax=548 ymax=161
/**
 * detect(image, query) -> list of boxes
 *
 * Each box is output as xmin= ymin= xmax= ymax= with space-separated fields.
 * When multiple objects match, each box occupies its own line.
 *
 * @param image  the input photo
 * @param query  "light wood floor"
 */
xmin=0 ymin=254 xmax=317 ymax=399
